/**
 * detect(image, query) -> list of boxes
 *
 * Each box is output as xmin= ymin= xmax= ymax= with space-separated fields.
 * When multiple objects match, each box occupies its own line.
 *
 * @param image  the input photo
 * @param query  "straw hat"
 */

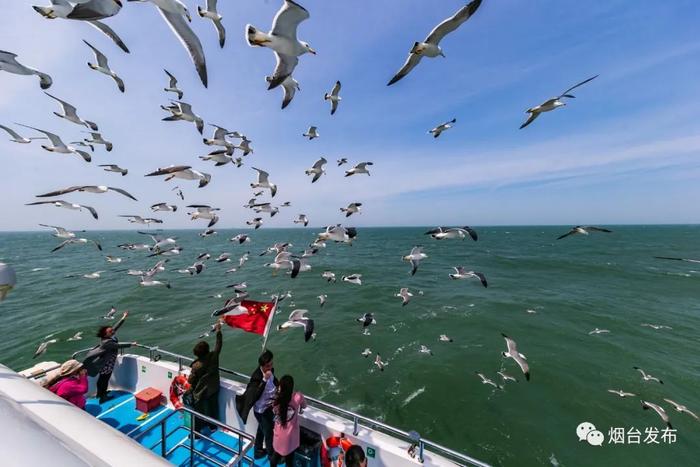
xmin=59 ymin=359 xmax=83 ymax=377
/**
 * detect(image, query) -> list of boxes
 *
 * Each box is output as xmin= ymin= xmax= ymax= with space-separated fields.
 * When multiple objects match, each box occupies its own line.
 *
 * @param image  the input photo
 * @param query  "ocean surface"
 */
xmin=1 ymin=226 xmax=699 ymax=466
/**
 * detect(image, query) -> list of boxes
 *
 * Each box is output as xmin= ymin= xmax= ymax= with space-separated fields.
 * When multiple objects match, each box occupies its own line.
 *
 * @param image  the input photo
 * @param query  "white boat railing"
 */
xmin=71 ymin=343 xmax=492 ymax=467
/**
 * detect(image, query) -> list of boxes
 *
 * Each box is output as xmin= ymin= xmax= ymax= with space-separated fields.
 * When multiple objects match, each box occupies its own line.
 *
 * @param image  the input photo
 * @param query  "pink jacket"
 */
xmin=51 ymin=374 xmax=89 ymax=409
xmin=273 ymin=392 xmax=307 ymax=456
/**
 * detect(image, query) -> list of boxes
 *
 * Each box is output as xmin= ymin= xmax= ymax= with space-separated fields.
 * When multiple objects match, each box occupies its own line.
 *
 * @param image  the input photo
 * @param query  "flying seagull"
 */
xmin=188 ymin=205 xmax=220 ymax=227
xmin=449 ymin=267 xmax=488 ymax=287
xmin=633 ymin=367 xmax=663 ymax=384
xmin=425 ymin=226 xmax=477 ymax=241
xmin=39 ymin=224 xmax=81 ymax=239
xmin=429 ymin=118 xmax=456 ymax=138
xmin=501 ymin=333 xmax=530 ymax=381
xmin=337 ymin=158 xmax=347 ymax=166
xmin=395 ymin=288 xmax=413 ymax=306
xmin=146 ymin=165 xmax=211 ymax=188
xmin=162 ymin=101 xmax=204 ymax=134
xmin=119 ymin=215 xmax=163 ymax=225
xmin=520 ymin=75 xmax=598 ymax=129
xmin=439 ymin=334 xmax=453 ymax=342
xmin=374 ymin=354 xmax=385 ymax=371
xmin=317 ymin=294 xmax=327 ymax=307
xmin=26 ymin=200 xmax=98 ymax=219
xmin=317 ymin=225 xmax=357 ymax=245
xmin=99 ymin=164 xmax=128 ymax=176
xmin=245 ymin=0 xmax=316 ymax=90
xmin=304 ymin=157 xmax=327 ymax=183
xmin=246 ymin=217 xmax=263 ymax=229
xmin=324 ymin=80 xmax=341 ymax=115
xmin=498 ymin=371 xmax=518 ymax=384
xmin=557 ymin=226 xmax=612 ymax=240
xmin=641 ymin=400 xmax=673 ymax=428
xmin=36 ymin=185 xmax=137 ymax=201
xmin=67 ymin=332 xmax=83 ymax=341
xmin=475 ymin=372 xmax=502 ymax=390
xmin=250 ymin=167 xmax=277 ymax=197
xmin=129 ymin=0 xmax=208 ymax=86
xmin=403 ymin=246 xmax=427 ymax=276
xmin=340 ymin=202 xmax=362 ymax=217
xmin=0 ymin=50 xmax=52 ymax=89
xmin=44 ymin=92 xmax=98 ymax=130
xmin=0 ymin=124 xmax=46 ymax=144
xmin=303 ymin=126 xmax=319 ymax=140
xmin=64 ymin=0 xmax=122 ymax=20
xmin=52 ymin=238 xmax=102 ymax=253
xmin=357 ymin=312 xmax=376 ymax=328
xmin=198 ymin=0 xmax=226 ymax=47
xmin=344 ymin=161 xmax=373 ymax=177
xmin=16 ymin=124 xmax=91 ymax=162
xmin=293 ymin=214 xmax=309 ymax=227
xmin=33 ymin=338 xmax=58 ymax=358
xmin=84 ymin=131 xmax=113 ymax=151
xmin=277 ymin=309 xmax=315 ymax=342
xmin=151 ymin=203 xmax=177 ymax=212
xmin=322 ymin=271 xmax=336 ymax=283
xmin=663 ymin=399 xmax=699 ymax=421
xmin=387 ymin=0 xmax=483 ymax=86
xmin=588 ymin=328 xmax=610 ymax=335
xmin=84 ymin=40 xmax=125 ymax=92
xmin=607 ymin=389 xmax=636 ymax=398
xmin=163 ymin=69 xmax=183 ymax=99
xmin=343 ymin=274 xmax=362 ymax=285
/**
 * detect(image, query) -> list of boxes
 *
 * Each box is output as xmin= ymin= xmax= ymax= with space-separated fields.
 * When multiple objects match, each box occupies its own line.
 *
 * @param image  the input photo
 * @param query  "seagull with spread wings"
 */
xmin=520 ymin=75 xmax=599 ymax=129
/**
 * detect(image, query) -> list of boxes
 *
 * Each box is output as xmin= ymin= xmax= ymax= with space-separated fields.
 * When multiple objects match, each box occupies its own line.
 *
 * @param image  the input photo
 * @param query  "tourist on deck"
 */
xmin=83 ymin=310 xmax=135 ymax=403
xmin=186 ymin=320 xmax=223 ymax=432
xmin=236 ymin=349 xmax=278 ymax=460
xmin=47 ymin=360 xmax=89 ymax=410
xmin=270 ymin=375 xmax=307 ymax=467
xmin=345 ymin=445 xmax=368 ymax=467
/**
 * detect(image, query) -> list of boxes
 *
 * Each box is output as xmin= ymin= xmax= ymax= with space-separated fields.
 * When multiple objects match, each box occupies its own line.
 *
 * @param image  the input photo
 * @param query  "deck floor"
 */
xmin=85 ymin=391 xmax=277 ymax=466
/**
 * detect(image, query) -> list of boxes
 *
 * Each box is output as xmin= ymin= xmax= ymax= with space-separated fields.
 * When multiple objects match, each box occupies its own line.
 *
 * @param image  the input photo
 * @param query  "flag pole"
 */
xmin=261 ymin=295 xmax=278 ymax=350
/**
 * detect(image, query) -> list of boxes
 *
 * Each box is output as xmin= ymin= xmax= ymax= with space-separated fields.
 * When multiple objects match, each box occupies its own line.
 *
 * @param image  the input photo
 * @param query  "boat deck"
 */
xmin=86 ymin=390 xmax=272 ymax=467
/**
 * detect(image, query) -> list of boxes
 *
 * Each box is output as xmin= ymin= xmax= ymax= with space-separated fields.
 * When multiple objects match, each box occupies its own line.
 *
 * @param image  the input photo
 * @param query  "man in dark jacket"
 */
xmin=187 ymin=320 xmax=223 ymax=432
xmin=235 ymin=349 xmax=278 ymax=459
xmin=83 ymin=310 xmax=135 ymax=403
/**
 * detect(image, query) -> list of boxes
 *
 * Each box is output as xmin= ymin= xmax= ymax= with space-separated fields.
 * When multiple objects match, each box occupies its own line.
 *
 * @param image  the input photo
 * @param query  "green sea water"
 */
xmin=1 ymin=225 xmax=699 ymax=466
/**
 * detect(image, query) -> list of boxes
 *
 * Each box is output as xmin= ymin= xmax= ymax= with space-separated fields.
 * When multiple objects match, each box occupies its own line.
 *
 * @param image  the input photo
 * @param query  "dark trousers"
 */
xmin=270 ymin=451 xmax=295 ymax=466
xmin=254 ymin=408 xmax=274 ymax=456
xmin=193 ymin=392 xmax=219 ymax=432
xmin=96 ymin=372 xmax=111 ymax=400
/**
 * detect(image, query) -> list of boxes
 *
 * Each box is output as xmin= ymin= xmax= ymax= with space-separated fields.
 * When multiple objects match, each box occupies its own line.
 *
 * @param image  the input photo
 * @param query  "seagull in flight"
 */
xmin=520 ymin=75 xmax=599 ymax=129
xmin=428 ymin=118 xmax=456 ymax=138
xmin=0 ymin=50 xmax=52 ymax=89
xmin=16 ymin=124 xmax=91 ymax=162
xmin=99 ymin=164 xmax=128 ymax=176
xmin=607 ymin=389 xmax=636 ymax=398
xmin=0 ymin=124 xmax=46 ymax=144
xmin=322 ymin=271 xmax=336 ymax=283
xmin=557 ymin=226 xmax=612 ymax=240
xmin=324 ymin=81 xmax=341 ymax=115
xmin=39 ymin=224 xmax=81 ymax=239
xmin=305 ymin=157 xmax=327 ymax=183
xmin=641 ymin=400 xmax=673 ymax=428
xmin=197 ymin=0 xmax=226 ymax=48
xmin=343 ymin=274 xmax=362 ymax=285
xmin=84 ymin=132 xmax=113 ymax=151
xmin=425 ymin=226 xmax=477 ymax=241
xmin=344 ymin=162 xmax=373 ymax=177
xmin=337 ymin=158 xmax=348 ymax=166
xmin=449 ymin=267 xmax=488 ymax=287
xmin=163 ymin=69 xmax=183 ymax=99
xmin=357 ymin=312 xmax=376 ymax=328
xmin=44 ymin=92 xmax=98 ymax=130
xmin=270 ymin=75 xmax=300 ymax=109
xmin=403 ymin=246 xmax=427 ymax=276
xmin=245 ymin=0 xmax=316 ymax=90
xmin=146 ymin=165 xmax=211 ymax=188
xmin=33 ymin=338 xmax=58 ymax=358
xmin=340 ymin=202 xmax=362 ymax=217
xmin=36 ymin=185 xmax=137 ymax=201
xmin=294 ymin=214 xmax=309 ymax=227
xmin=303 ymin=126 xmax=319 ymax=140
xmin=387 ymin=0 xmax=483 ymax=86
xmin=475 ymin=372 xmax=502 ymax=390
xmin=250 ymin=167 xmax=277 ymax=197
xmin=501 ymin=333 xmax=530 ymax=381
xmin=52 ymin=238 xmax=102 ymax=253
xmin=588 ymin=328 xmax=610 ymax=335
xmin=162 ymin=101 xmax=204 ymax=134
xmin=663 ymin=399 xmax=699 ymax=421
xmin=277 ymin=309 xmax=315 ymax=342
xmin=84 ymin=40 xmax=125 ymax=92
xmin=27 ymin=200 xmax=98 ymax=219
xmin=151 ymin=203 xmax=178 ymax=212
xmin=395 ymin=288 xmax=413 ymax=306
xmin=119 ymin=215 xmax=163 ymax=225
xmin=633 ymin=367 xmax=663 ymax=384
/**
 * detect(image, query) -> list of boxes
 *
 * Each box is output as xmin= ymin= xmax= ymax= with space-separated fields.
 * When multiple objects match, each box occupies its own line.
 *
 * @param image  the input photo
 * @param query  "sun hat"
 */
xmin=59 ymin=359 xmax=83 ymax=377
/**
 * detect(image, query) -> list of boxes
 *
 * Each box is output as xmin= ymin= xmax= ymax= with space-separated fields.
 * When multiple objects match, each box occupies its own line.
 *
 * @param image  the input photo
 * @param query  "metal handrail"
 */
xmin=133 ymin=405 xmax=255 ymax=466
xmin=73 ymin=343 xmax=491 ymax=467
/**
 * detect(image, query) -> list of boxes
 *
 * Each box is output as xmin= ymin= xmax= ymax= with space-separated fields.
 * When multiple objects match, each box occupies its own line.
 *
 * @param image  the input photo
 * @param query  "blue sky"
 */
xmin=1 ymin=0 xmax=700 ymax=231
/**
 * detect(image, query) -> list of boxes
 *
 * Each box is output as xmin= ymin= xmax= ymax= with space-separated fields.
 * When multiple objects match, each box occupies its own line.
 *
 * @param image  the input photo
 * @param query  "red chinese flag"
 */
xmin=223 ymin=300 xmax=275 ymax=335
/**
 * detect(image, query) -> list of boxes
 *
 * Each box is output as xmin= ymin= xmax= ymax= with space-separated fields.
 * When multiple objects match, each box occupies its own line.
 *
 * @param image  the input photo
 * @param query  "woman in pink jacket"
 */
xmin=48 ymin=359 xmax=89 ymax=410
xmin=270 ymin=375 xmax=307 ymax=466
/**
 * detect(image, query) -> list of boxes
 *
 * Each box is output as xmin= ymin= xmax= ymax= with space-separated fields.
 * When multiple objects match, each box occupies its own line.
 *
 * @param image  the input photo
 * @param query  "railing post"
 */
xmin=178 ymin=357 xmax=183 ymax=372
xmin=353 ymin=416 xmax=359 ymax=436
xmin=161 ymin=420 xmax=166 ymax=458
xmin=190 ymin=412 xmax=195 ymax=466
xmin=418 ymin=441 xmax=424 ymax=463
xmin=149 ymin=347 xmax=154 ymax=361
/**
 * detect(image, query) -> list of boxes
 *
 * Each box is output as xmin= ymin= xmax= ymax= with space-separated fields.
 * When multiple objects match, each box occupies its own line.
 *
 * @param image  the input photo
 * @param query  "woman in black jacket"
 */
xmin=83 ymin=310 xmax=135 ymax=403
xmin=186 ymin=320 xmax=223 ymax=432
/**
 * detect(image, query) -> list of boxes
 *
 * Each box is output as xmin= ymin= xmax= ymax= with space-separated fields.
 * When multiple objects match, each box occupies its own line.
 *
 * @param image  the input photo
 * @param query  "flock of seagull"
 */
xmin=3 ymin=0 xmax=696 ymax=436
